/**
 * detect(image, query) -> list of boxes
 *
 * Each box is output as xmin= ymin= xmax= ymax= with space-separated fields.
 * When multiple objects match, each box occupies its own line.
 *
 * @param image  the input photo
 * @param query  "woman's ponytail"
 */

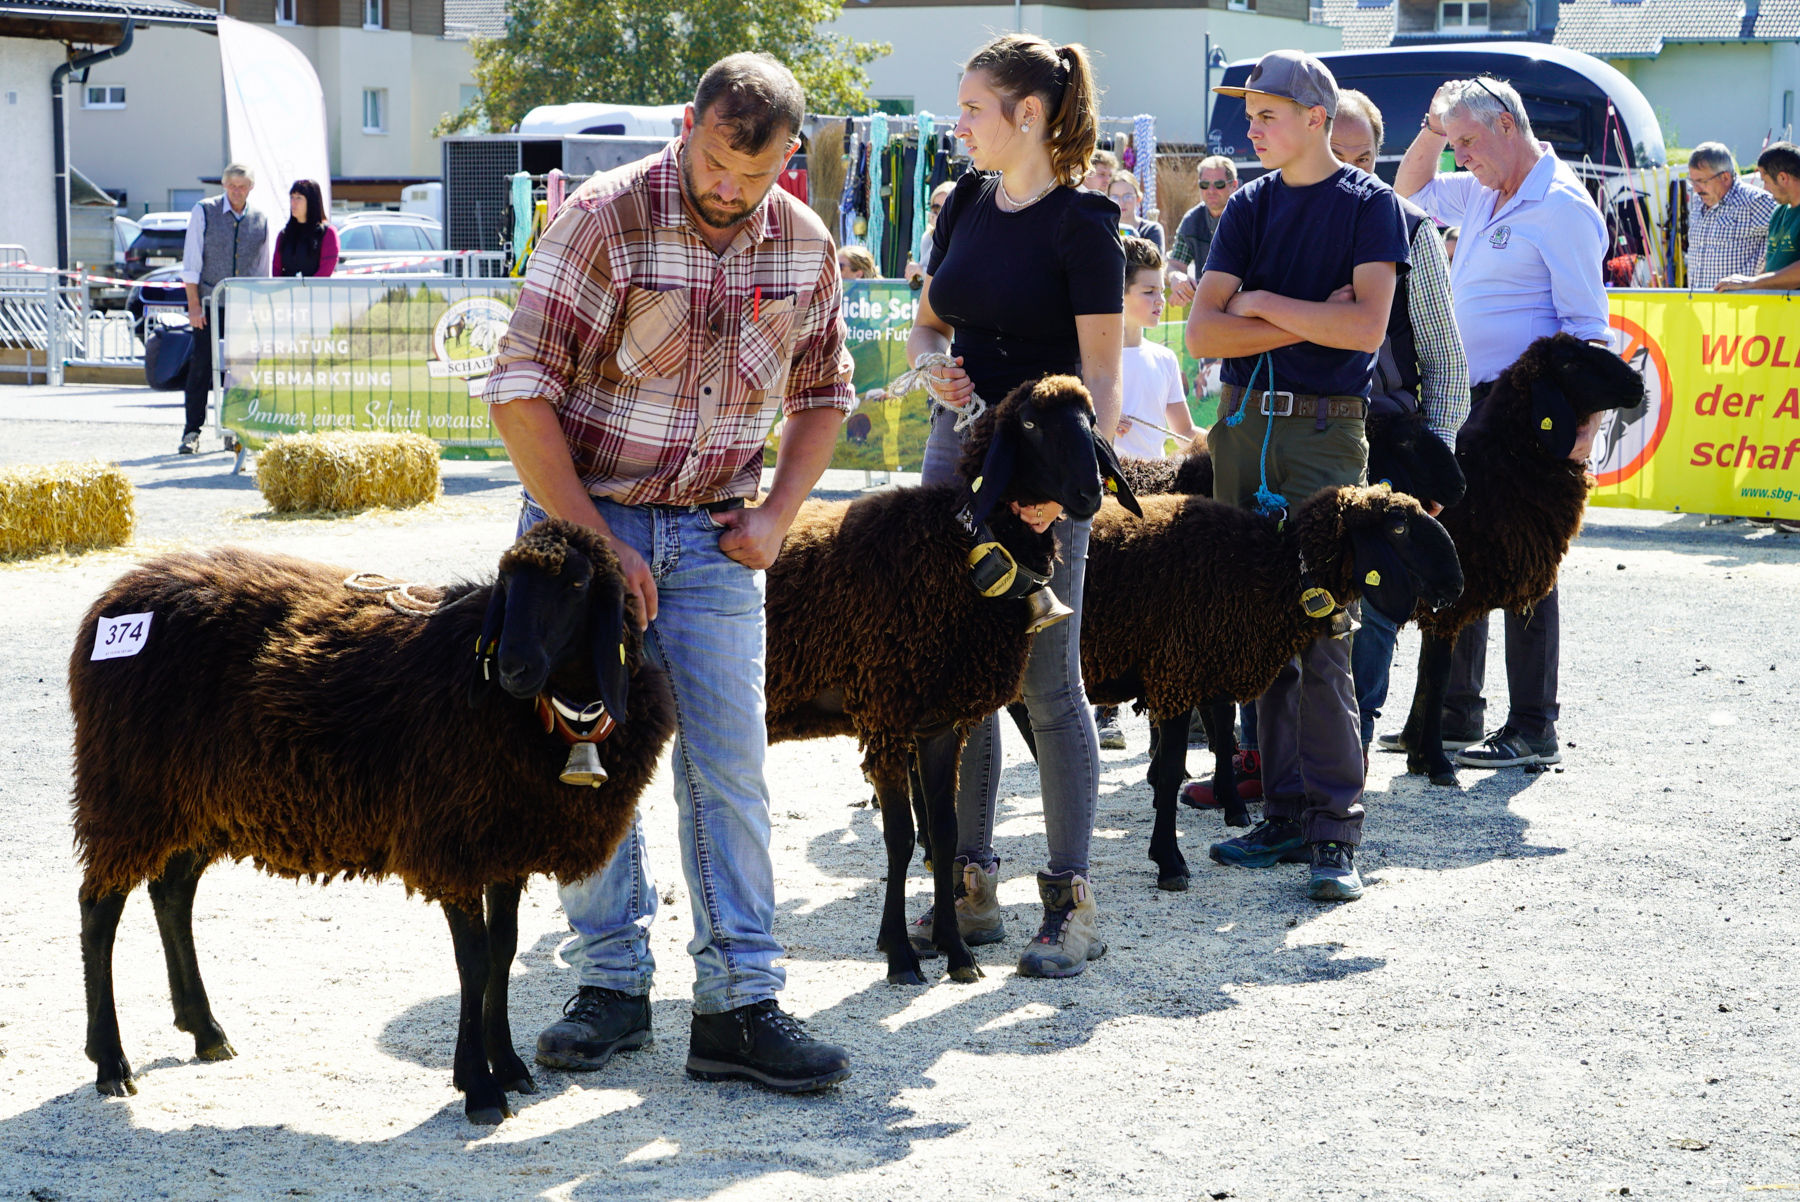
xmin=1047 ymin=44 xmax=1099 ymax=188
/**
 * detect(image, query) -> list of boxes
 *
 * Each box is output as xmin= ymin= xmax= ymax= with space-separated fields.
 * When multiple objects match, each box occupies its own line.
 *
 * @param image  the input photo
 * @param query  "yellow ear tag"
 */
xmin=618 ymin=644 xmax=626 ymax=664
xmin=1365 ymin=569 xmax=1382 ymax=587
xmin=1540 ymin=416 xmax=1554 ymax=430
xmin=971 ymin=475 xmax=983 ymax=492
xmin=1105 ymin=478 xmax=1118 ymax=493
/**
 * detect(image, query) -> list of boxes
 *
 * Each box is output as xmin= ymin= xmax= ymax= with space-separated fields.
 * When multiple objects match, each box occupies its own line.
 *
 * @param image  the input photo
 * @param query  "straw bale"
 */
xmin=0 ymin=460 xmax=134 ymax=559
xmin=255 ymin=431 xmax=442 ymax=514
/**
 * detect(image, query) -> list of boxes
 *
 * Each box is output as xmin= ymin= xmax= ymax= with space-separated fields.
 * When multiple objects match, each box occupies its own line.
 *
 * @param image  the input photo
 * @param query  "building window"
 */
xmin=1228 ymin=0 xmax=1256 ymax=10
xmin=83 ymin=85 xmax=126 ymax=109
xmin=363 ymin=0 xmax=382 ymax=28
xmin=275 ymin=0 xmax=296 ymax=23
xmin=362 ymin=87 xmax=387 ymax=133
xmin=1439 ymin=0 xmax=1488 ymax=27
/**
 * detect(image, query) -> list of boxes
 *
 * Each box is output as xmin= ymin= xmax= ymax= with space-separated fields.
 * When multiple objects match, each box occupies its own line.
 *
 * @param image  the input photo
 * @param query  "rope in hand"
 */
xmin=1221 ymin=351 xmax=1289 ymax=520
xmin=890 ymin=351 xmax=988 ymax=432
xmin=343 ymin=573 xmax=443 ymax=616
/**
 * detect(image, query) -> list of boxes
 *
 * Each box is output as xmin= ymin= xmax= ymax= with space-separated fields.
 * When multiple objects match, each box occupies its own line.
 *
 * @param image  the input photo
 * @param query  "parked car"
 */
xmin=120 ymin=211 xmax=191 ymax=280
xmin=125 ymin=266 xmax=187 ymax=339
xmin=332 ymin=211 xmax=445 ymax=271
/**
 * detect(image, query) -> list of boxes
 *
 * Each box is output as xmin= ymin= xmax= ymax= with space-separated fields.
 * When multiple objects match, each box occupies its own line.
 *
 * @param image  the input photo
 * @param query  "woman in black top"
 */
xmin=272 ymin=179 xmax=338 ymax=278
xmin=904 ymin=33 xmax=1125 ymax=980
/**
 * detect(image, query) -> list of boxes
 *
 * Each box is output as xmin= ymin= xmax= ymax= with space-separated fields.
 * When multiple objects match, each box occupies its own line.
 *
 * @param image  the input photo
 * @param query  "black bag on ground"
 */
xmin=144 ymin=322 xmax=194 ymax=391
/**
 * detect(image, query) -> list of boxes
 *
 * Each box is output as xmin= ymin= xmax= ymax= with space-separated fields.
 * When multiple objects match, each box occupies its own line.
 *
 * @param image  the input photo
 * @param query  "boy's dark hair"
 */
xmin=694 ymin=53 xmax=805 ymax=153
xmin=1123 ymin=235 xmax=1164 ymax=280
xmin=1758 ymin=141 xmax=1800 ymax=183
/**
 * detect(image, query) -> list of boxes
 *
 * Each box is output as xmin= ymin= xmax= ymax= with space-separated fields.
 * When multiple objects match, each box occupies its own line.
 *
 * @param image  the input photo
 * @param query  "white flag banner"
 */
xmin=217 ymin=15 xmax=331 ymax=229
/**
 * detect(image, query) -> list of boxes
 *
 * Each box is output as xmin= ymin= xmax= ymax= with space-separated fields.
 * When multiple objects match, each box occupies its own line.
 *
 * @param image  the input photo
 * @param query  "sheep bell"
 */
xmin=560 ymin=742 xmax=608 ymax=788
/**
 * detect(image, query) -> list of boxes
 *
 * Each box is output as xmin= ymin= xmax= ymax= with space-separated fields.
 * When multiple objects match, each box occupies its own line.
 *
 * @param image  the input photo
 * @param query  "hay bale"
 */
xmin=255 ymin=431 xmax=442 ymax=514
xmin=0 ymin=459 xmax=134 ymax=559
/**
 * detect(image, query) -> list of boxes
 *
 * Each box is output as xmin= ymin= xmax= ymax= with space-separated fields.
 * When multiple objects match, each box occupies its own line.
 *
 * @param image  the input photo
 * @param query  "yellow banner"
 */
xmin=1593 ymin=291 xmax=1800 ymax=519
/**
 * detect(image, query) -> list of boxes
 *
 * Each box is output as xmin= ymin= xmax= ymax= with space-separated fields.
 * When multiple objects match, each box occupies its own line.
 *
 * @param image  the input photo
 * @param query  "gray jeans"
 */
xmin=921 ymin=404 xmax=1099 ymax=878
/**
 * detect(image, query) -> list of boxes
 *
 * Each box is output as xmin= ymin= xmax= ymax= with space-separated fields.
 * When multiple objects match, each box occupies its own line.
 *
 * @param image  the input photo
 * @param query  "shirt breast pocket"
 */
xmin=615 ymin=285 xmax=690 ymax=380
xmin=736 ymin=293 xmax=797 ymax=395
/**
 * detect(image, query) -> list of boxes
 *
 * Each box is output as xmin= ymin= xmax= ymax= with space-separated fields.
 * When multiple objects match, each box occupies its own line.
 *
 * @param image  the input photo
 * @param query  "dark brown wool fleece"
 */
xmin=1118 ymin=451 xmax=1213 ymax=500
xmin=1083 ymin=486 xmax=1427 ymax=720
xmin=765 ymin=377 xmax=1097 ymax=781
xmin=69 ymin=525 xmax=675 ymax=908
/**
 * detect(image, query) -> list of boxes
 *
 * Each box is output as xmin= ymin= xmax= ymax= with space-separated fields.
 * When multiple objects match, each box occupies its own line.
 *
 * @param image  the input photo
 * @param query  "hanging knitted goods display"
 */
xmin=867 ymin=113 xmax=889 ymax=270
xmin=1133 ymin=115 xmax=1157 ymax=225
xmin=909 ymin=111 xmax=933 ymax=262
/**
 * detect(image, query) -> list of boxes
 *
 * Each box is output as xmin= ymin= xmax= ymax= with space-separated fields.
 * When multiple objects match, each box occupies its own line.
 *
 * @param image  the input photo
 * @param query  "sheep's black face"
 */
xmin=1351 ymin=503 xmax=1463 ymax=619
xmin=495 ymin=553 xmax=595 ymax=700
xmin=1367 ymin=413 xmax=1466 ymax=511
xmin=1009 ymin=400 xmax=1105 ymax=518
xmin=1530 ymin=334 xmax=1647 ymax=461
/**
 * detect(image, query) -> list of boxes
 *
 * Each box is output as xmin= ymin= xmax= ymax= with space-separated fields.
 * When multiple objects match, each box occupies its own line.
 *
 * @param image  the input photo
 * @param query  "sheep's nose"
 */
xmin=497 ymin=655 xmax=548 ymax=699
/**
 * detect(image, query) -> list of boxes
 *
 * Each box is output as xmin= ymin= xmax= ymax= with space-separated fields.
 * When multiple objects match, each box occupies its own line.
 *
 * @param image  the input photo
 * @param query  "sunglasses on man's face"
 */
xmin=931 ymin=203 xmax=944 ymax=214
xmin=1196 ymin=179 xmax=1234 ymax=190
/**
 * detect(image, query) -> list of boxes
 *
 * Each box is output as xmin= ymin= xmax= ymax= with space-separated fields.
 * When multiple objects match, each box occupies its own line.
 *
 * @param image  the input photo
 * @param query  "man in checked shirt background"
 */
xmin=484 ymin=53 xmax=854 ymax=1094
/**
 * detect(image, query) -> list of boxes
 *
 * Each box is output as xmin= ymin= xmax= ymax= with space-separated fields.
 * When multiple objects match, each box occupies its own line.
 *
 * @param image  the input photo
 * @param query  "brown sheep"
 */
xmin=1397 ymin=333 xmax=1646 ymax=784
xmin=766 ymin=375 xmax=1140 ymax=986
xmin=70 ymin=519 xmax=677 ymax=1124
xmin=1082 ymin=485 xmax=1463 ymax=890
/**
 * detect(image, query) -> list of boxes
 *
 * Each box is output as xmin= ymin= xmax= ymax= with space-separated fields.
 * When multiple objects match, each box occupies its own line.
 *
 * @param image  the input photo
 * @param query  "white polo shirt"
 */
xmin=1412 ymin=146 xmax=1610 ymax=385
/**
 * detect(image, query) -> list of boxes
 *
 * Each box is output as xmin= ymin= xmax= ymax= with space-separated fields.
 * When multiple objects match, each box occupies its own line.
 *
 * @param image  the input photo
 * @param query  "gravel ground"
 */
xmin=2 ymin=389 xmax=1798 ymax=1201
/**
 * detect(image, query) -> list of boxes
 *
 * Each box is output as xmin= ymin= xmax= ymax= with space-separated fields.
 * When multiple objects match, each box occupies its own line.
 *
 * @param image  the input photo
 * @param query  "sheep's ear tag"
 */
xmin=970 ymin=475 xmax=983 ymax=492
xmin=1301 ymin=587 xmax=1337 ymax=619
xmin=1540 ymin=416 xmax=1554 ymax=431
xmin=618 ymin=643 xmax=626 ymax=664
xmin=1365 ymin=569 xmax=1382 ymax=587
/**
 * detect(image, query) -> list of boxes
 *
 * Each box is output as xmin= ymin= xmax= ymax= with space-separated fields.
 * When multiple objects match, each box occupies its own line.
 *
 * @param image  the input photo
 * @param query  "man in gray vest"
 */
xmin=176 ymin=163 xmax=271 ymax=454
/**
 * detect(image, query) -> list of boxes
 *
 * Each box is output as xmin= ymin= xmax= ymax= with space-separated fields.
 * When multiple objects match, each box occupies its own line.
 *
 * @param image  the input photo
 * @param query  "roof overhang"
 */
xmin=0 ymin=1 xmax=215 ymax=43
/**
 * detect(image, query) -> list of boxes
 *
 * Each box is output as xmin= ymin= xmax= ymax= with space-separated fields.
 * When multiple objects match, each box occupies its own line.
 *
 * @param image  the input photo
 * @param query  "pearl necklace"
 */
xmin=997 ymin=175 xmax=1058 ymax=212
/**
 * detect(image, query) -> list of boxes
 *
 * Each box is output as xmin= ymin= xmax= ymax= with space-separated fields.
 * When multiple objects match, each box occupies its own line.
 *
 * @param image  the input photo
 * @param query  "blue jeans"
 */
xmin=1351 ymin=599 xmax=1402 ymax=750
xmin=521 ymin=496 xmax=783 ymax=1015
xmin=921 ymin=405 xmax=1099 ymax=877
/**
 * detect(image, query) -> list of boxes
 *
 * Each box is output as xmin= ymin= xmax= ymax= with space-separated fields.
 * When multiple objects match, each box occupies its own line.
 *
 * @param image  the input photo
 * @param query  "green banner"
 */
xmin=218 ymin=278 xmax=519 ymax=460
xmin=820 ymin=279 xmax=933 ymax=472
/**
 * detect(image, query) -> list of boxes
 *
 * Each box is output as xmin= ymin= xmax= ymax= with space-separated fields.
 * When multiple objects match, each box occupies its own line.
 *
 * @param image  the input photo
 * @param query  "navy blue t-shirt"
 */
xmin=1203 ymin=165 xmax=1410 ymax=399
xmin=926 ymin=170 xmax=1125 ymax=403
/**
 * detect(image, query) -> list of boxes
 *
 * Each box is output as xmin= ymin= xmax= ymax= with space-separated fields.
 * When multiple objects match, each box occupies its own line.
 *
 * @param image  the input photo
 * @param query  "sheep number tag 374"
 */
xmin=90 ymin=613 xmax=152 ymax=661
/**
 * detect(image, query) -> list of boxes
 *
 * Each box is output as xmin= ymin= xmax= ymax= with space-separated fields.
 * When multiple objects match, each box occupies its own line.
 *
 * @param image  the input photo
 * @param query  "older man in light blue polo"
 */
xmin=1389 ymin=75 xmax=1611 ymax=772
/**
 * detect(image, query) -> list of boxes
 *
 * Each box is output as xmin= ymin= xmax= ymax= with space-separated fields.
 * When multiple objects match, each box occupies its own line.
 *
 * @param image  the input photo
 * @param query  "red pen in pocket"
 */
xmin=753 ymin=285 xmax=761 ymax=321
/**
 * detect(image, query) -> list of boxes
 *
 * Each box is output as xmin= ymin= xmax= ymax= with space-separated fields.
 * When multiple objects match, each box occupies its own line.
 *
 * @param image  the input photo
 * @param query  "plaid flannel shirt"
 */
xmin=485 ymin=141 xmax=853 ymax=506
xmin=1407 ymin=217 xmax=1469 ymax=449
xmin=1687 ymin=180 xmax=1777 ymax=291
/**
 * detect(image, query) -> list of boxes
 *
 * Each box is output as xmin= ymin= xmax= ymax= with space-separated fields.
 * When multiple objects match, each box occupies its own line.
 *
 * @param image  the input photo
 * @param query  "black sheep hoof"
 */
xmin=1223 ymin=803 xmax=1253 ymax=828
xmin=1157 ymin=871 xmax=1190 ymax=892
xmin=1429 ymin=768 xmax=1459 ymax=788
xmin=498 ymin=1074 xmax=537 ymax=1095
xmin=465 ymin=1104 xmax=509 ymax=1126
xmin=95 ymin=1073 xmax=136 ymax=1098
xmin=195 ymin=1037 xmax=236 ymax=1062
xmin=887 ymin=969 xmax=926 ymax=986
xmin=946 ymin=963 xmax=984 ymax=983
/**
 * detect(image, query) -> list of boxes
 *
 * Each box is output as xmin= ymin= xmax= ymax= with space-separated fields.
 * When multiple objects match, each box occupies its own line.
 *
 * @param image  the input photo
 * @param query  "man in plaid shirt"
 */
xmin=485 ymin=53 xmax=854 ymax=1093
xmin=1684 ymin=142 xmax=1777 ymax=291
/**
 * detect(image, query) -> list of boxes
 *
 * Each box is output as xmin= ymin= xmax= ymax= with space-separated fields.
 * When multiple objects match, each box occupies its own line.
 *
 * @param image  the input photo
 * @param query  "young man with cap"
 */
xmin=1186 ymin=49 xmax=1409 ymax=902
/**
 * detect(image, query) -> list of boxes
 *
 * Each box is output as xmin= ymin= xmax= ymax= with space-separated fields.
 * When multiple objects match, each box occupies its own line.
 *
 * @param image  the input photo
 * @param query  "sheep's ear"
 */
xmin=1349 ymin=523 xmax=1420 ymax=623
xmin=963 ymin=418 xmax=1018 ymax=528
xmin=1093 ymin=432 xmax=1143 ymax=517
xmin=1530 ymin=378 xmax=1578 ymax=459
xmin=467 ymin=580 xmax=507 ymax=709
xmin=590 ymin=574 xmax=631 ymax=723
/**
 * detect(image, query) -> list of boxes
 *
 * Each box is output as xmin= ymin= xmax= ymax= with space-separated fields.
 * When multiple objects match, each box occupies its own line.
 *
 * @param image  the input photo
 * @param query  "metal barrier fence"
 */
xmin=210 ymin=274 xmax=521 ymax=457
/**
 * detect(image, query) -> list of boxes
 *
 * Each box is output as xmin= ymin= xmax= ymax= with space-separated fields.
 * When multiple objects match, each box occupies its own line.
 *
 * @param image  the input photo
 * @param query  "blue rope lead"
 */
xmin=1223 ymin=352 xmax=1288 ymax=518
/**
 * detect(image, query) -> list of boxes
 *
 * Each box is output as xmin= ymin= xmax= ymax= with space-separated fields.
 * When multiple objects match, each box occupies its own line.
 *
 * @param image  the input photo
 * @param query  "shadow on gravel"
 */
xmin=1576 ymin=517 xmax=1800 ymax=565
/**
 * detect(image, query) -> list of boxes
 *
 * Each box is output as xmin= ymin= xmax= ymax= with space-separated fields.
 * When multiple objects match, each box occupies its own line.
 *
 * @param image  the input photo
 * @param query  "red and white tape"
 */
xmin=1 ymin=251 xmax=487 ymax=288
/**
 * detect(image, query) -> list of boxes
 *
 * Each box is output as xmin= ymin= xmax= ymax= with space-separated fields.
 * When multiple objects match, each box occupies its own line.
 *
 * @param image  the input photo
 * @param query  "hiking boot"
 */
xmin=1209 ymin=817 xmax=1307 ymax=868
xmin=1179 ymin=748 xmax=1264 ymax=808
xmin=1308 ymin=841 xmax=1364 ymax=901
xmin=908 ymin=856 xmax=1005 ymax=956
xmin=1454 ymin=726 xmax=1561 ymax=768
xmin=1016 ymin=872 xmax=1106 ymax=978
xmin=1095 ymin=706 xmax=1125 ymax=750
xmin=686 ymin=1000 xmax=851 ymax=1093
xmin=177 ymin=430 xmax=200 ymax=455
xmin=1373 ymin=727 xmax=1480 ymax=754
xmin=535 ymin=986 xmax=652 ymax=1071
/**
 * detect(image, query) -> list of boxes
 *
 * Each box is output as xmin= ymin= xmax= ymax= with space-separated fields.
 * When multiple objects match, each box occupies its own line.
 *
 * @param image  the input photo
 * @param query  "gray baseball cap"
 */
xmin=1213 ymin=49 xmax=1339 ymax=118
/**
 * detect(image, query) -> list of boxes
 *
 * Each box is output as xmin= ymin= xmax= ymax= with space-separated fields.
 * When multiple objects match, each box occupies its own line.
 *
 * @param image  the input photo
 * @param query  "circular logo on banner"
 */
xmin=1590 ymin=313 xmax=1672 ymax=487
xmin=430 ymin=296 xmax=514 ymax=380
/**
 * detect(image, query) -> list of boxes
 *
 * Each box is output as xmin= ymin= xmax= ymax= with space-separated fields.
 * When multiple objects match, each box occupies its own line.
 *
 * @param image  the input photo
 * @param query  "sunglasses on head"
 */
xmin=1197 ymin=179 xmax=1234 ymax=190
xmin=1470 ymin=76 xmax=1516 ymax=122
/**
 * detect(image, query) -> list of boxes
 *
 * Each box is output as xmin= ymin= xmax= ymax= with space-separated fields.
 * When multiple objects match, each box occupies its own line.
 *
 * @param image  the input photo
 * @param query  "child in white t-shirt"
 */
xmin=1114 ymin=236 xmax=1201 ymax=460
xmin=1097 ymin=237 xmax=1204 ymax=750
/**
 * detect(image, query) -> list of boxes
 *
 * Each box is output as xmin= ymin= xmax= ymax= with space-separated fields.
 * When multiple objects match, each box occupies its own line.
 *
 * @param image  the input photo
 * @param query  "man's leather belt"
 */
xmin=1222 ymin=384 xmax=1368 ymax=421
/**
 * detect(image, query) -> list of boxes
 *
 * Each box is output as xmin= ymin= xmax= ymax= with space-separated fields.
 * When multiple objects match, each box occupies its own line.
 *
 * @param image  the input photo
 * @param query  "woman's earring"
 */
xmin=1022 ymin=122 xmax=1031 ymax=134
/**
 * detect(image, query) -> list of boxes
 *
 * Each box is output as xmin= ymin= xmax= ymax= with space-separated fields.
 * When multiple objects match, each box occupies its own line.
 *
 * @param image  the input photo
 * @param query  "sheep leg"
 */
xmin=442 ymin=899 xmax=510 ymax=1125
xmin=871 ymin=768 xmax=927 ymax=987
xmin=481 ymin=880 xmax=535 ymax=1097
xmin=917 ymin=725 xmax=981 ymax=983
xmin=1205 ymin=699 xmax=1253 ymax=828
xmin=80 ymin=885 xmax=135 ymax=1097
xmin=1412 ymin=633 xmax=1460 ymax=787
xmin=145 ymin=850 xmax=234 ymax=1063
xmin=1147 ymin=713 xmax=1192 ymax=891
xmin=909 ymin=755 xmax=932 ymax=872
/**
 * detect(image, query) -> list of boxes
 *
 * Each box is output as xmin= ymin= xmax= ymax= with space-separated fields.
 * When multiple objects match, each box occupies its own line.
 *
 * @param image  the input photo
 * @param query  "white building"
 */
xmin=827 ymin=0 xmax=1343 ymax=145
